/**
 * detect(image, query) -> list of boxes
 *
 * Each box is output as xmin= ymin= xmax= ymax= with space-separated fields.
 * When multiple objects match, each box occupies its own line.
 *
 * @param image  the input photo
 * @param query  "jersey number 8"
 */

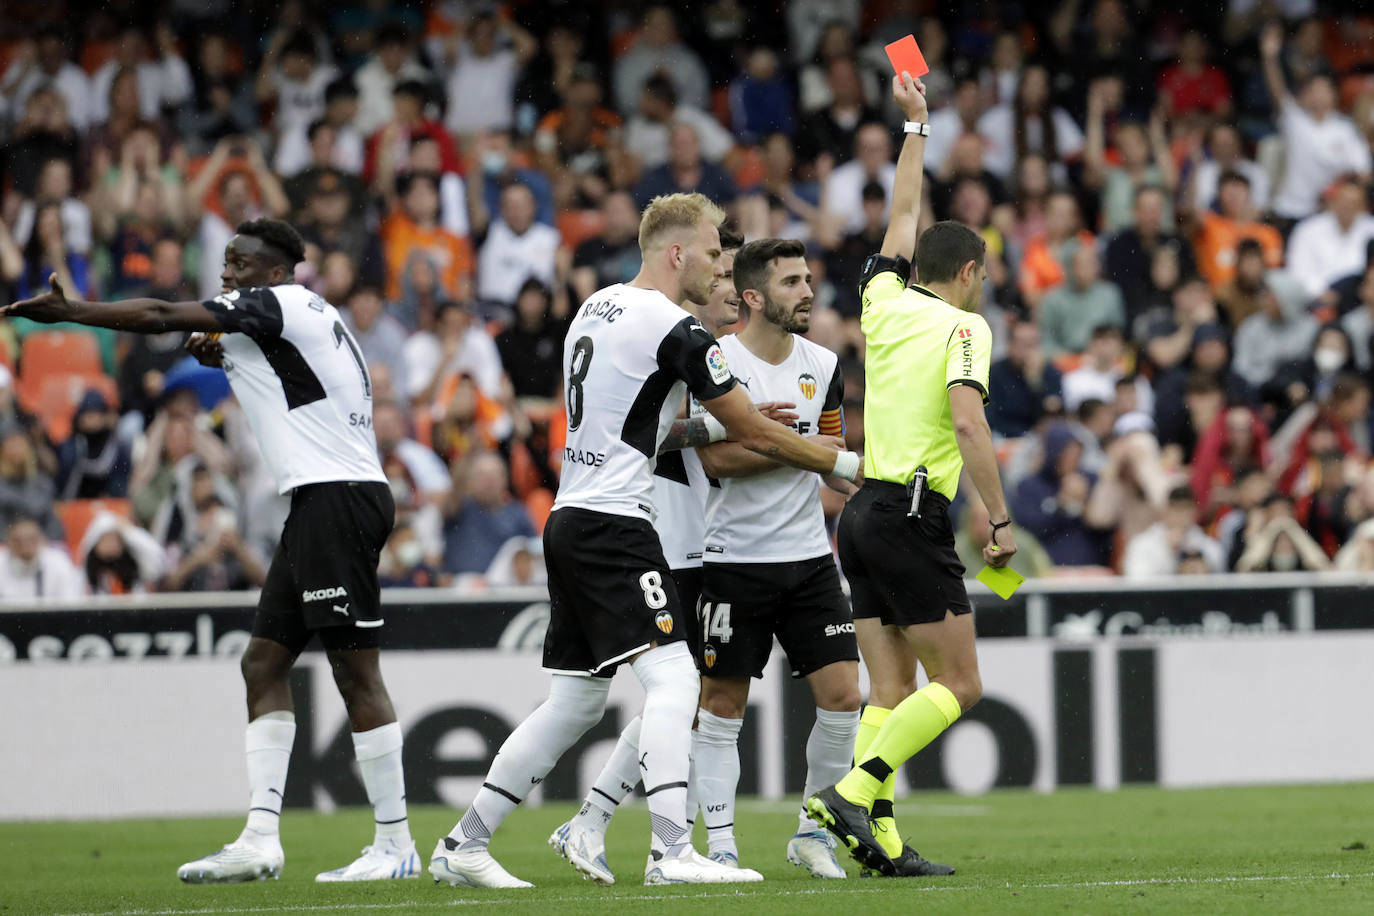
xmin=567 ymin=336 xmax=594 ymax=431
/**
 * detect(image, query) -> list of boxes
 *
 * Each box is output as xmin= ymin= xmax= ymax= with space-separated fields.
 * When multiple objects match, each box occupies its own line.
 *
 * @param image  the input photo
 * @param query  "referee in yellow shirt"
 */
xmin=806 ymin=71 xmax=1017 ymax=878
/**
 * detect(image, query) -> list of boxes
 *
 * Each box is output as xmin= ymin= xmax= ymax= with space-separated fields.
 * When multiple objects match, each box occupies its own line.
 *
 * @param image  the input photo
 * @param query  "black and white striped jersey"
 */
xmin=201 ymin=284 xmax=387 ymax=494
xmin=553 ymin=283 xmax=737 ymax=522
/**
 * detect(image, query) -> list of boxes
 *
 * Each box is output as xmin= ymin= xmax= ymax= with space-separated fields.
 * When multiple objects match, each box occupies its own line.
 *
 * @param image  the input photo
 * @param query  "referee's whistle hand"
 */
xmin=983 ymin=530 xmax=1017 ymax=569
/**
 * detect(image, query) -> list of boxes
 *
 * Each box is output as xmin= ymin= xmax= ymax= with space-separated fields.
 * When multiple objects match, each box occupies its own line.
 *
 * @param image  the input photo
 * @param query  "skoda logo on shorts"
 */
xmin=703 ymin=645 xmax=717 ymax=668
xmin=654 ymin=610 xmax=674 ymax=635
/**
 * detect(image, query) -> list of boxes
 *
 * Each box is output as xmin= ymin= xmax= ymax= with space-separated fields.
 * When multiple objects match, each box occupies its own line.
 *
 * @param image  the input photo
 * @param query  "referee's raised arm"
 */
xmin=880 ymin=71 xmax=929 ymax=261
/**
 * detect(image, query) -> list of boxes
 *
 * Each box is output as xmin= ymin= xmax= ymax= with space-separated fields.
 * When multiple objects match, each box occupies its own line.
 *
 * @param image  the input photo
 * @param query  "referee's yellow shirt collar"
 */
xmin=910 ymin=283 xmax=948 ymax=305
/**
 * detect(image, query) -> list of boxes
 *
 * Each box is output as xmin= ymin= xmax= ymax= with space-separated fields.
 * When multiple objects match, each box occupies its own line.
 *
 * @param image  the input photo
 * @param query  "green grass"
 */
xmin=3 ymin=785 xmax=1373 ymax=915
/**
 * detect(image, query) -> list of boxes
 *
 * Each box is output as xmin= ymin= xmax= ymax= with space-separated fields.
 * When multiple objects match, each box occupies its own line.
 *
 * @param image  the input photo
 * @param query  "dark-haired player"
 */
xmin=2 ymin=219 xmax=419 ymax=884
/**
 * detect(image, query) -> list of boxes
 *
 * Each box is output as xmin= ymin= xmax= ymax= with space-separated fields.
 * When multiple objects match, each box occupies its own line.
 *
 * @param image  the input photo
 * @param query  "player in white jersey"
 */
xmin=432 ymin=194 xmax=864 ymax=889
xmin=692 ymin=239 xmax=863 ymax=878
xmin=2 ymin=219 xmax=418 ymax=883
xmin=549 ymin=226 xmax=800 ymax=884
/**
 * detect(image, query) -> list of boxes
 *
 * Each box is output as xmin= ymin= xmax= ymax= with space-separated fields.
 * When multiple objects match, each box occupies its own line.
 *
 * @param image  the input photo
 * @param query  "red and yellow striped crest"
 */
xmin=798 ymin=372 xmax=818 ymax=400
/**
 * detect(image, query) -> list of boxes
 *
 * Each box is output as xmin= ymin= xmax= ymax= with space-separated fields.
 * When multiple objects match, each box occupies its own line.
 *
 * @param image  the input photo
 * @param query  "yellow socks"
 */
xmin=853 ymin=705 xmax=901 ymax=857
xmin=838 ymin=682 xmax=962 ymax=811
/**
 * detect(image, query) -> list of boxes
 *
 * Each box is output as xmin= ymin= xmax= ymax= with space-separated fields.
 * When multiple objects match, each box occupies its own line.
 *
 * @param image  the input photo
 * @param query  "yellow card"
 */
xmin=976 ymin=565 xmax=1025 ymax=599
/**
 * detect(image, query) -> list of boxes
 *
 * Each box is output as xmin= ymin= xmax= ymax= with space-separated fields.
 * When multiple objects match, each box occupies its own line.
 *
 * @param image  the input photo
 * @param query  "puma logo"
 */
xmin=332 ymin=604 xmax=350 ymax=616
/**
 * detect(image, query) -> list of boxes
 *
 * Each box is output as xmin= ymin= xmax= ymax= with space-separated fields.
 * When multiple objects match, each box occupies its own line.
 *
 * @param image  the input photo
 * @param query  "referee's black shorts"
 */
xmin=838 ymin=480 xmax=971 ymax=627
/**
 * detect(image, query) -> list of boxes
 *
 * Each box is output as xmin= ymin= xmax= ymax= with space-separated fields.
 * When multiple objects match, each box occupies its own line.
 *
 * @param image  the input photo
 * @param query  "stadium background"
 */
xmin=2 ymin=3 xmax=1374 ymax=907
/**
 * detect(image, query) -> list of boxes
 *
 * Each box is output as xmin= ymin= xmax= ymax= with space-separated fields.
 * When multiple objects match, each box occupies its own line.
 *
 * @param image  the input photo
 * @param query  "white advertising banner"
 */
xmin=3 ymin=634 xmax=1372 ymax=821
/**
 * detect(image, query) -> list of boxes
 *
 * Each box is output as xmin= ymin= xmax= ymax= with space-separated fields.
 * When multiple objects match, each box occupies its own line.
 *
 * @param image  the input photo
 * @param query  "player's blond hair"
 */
xmin=638 ymin=193 xmax=726 ymax=252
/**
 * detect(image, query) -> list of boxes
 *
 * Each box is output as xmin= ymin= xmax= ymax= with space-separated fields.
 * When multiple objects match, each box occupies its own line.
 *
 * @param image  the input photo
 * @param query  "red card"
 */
xmin=884 ymin=34 xmax=929 ymax=79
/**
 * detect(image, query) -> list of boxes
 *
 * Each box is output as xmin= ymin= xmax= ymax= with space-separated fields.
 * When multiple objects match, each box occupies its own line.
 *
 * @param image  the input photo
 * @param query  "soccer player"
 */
xmin=806 ymin=72 xmax=1017 ymax=877
xmin=429 ymin=193 xmax=864 ymax=888
xmin=547 ymin=226 xmax=784 ymax=885
xmin=1 ymin=220 xmax=419 ymax=883
xmin=692 ymin=238 xmax=860 ymax=879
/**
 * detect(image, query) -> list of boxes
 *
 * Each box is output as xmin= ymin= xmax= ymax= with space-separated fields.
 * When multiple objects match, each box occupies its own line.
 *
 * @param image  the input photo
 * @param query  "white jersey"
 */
xmin=703 ymin=333 xmax=844 ymax=564
xmin=203 ymin=284 xmax=387 ymax=494
xmin=652 ymin=394 xmax=711 ymax=569
xmin=554 ymin=284 xmax=737 ymax=522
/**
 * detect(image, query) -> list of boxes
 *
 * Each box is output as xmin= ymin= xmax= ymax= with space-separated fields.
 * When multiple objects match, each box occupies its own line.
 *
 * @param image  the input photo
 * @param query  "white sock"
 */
xmin=799 ymin=707 xmax=860 ymax=833
xmin=571 ymin=714 xmax=642 ymax=836
xmin=353 ymin=722 xmax=410 ymax=846
xmin=632 ymin=642 xmax=698 ymax=859
xmin=685 ymin=743 xmax=699 ymax=829
xmin=447 ymin=675 xmax=609 ymax=850
xmin=694 ymin=708 xmax=743 ymax=858
xmin=240 ymin=711 xmax=295 ymax=844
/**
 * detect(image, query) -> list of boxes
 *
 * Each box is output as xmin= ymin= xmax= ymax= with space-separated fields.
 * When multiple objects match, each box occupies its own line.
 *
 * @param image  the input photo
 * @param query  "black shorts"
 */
xmin=699 ymin=555 xmax=858 ymax=680
xmin=838 ymin=480 xmax=971 ymax=627
xmin=542 ymin=507 xmax=685 ymax=676
xmin=671 ymin=565 xmax=703 ymax=663
xmin=255 ymin=481 xmax=395 ymax=654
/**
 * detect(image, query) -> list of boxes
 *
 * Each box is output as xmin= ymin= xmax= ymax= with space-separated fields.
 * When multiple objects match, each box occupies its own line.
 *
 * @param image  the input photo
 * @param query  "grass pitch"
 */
xmin=4 ymin=784 xmax=1373 ymax=915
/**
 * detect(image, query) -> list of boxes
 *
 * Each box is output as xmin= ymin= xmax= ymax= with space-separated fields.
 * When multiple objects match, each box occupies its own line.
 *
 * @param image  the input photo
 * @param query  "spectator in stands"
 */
xmin=1011 ymin=422 xmax=1112 ymax=567
xmin=377 ymin=521 xmax=437 ymax=588
xmin=161 ymin=484 xmax=266 ymax=592
xmin=977 ymin=65 xmax=1084 ymax=182
xmin=1084 ymin=82 xmax=1177 ymax=234
xmin=795 ymin=58 xmax=881 ymax=169
xmin=4 ymin=87 xmax=79 ymax=199
xmin=89 ymin=25 xmax=192 ymax=125
xmin=533 ymin=63 xmax=626 ymax=197
xmin=0 ymin=26 xmax=91 ymax=133
xmin=441 ymin=9 xmax=537 ymax=136
xmin=1235 ymin=497 xmax=1332 ymax=572
xmin=1261 ymin=23 xmax=1372 ymax=223
xmin=468 ymin=130 xmax=555 ymax=230
xmin=570 ymin=190 xmax=641 ymax=303
xmin=623 ymin=75 xmax=733 ymax=176
xmin=1122 ymin=485 xmax=1226 ymax=577
xmin=129 ymin=400 xmax=233 ymax=528
xmin=298 ymin=170 xmax=384 ymax=289
xmin=988 ymin=321 xmax=1064 ymax=439
xmin=1285 ymin=177 xmax=1374 ymax=299
xmin=16 ymin=202 xmax=90 ymax=299
xmin=403 ymin=299 xmax=504 ymax=405
xmin=441 ymin=451 xmax=535 ymax=578
xmin=1063 ymin=326 xmax=1138 ymax=413
xmin=1019 ymin=191 xmax=1093 ymax=309
xmin=1265 ymin=325 xmax=1360 ymax=429
xmin=430 ymin=373 xmax=509 ymax=465
xmin=1106 ymin=185 xmax=1197 ymax=324
xmin=0 ymin=515 xmax=84 ymax=600
xmin=1191 ymin=123 xmax=1270 ymax=213
xmin=0 ymin=426 xmax=61 ymax=542
xmin=353 ymin=24 xmax=431 ymax=136
xmin=1153 ymin=325 xmax=1254 ymax=452
xmin=341 ymin=285 xmax=410 ymax=397
xmin=15 ymin=157 xmax=92 ymax=258
xmin=613 ymin=5 xmax=710 ymax=115
xmin=728 ymin=47 xmax=794 ymax=144
xmin=1341 ymin=263 xmax=1374 ymax=370
xmin=276 ymin=79 xmax=363 ymax=177
xmin=484 ymin=536 xmax=547 ymax=588
xmin=374 ymin=400 xmax=449 ymax=560
xmin=188 ymin=137 xmax=289 ymax=300
xmin=1191 ymin=405 xmax=1271 ymax=520
xmin=1156 ymin=29 xmax=1232 ymax=118
xmin=1232 ymin=271 xmax=1318 ymax=389
xmin=930 ymin=134 xmax=1008 ymax=222
xmin=1270 ymin=370 xmax=1369 ymax=494
xmin=1216 ymin=468 xmax=1275 ymax=568
xmin=78 ymin=509 xmax=165 ymax=595
xmin=827 ymin=182 xmax=888 ymax=319
xmin=1215 ymin=239 xmax=1272 ymax=328
xmin=56 ymin=390 xmax=131 ymax=500
xmin=476 ymin=182 xmax=560 ymax=309
xmin=923 ymin=77 xmax=982 ymax=176
xmin=1039 ymin=247 xmax=1126 ymax=358
xmin=256 ymin=30 xmax=338 ymax=142
xmin=365 ymin=80 xmax=463 ymax=191
xmin=381 ymin=171 xmax=473 ymax=302
xmin=822 ymin=123 xmax=895 ymax=234
xmin=632 ymin=122 xmax=737 ymax=209
xmin=180 ymin=33 xmax=256 ymax=153
xmin=496 ymin=279 xmax=570 ymax=401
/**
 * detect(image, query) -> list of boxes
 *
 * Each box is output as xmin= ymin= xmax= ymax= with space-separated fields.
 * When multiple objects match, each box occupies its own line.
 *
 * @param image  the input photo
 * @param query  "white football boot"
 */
xmin=177 ymin=840 xmax=284 ymax=883
xmin=644 ymin=848 xmax=764 ymax=885
xmin=429 ymin=836 xmax=533 ymax=889
xmin=549 ymin=820 xmax=615 ymax=885
xmin=787 ymin=830 xmax=848 ymax=878
xmin=316 ymin=839 xmax=420 ymax=881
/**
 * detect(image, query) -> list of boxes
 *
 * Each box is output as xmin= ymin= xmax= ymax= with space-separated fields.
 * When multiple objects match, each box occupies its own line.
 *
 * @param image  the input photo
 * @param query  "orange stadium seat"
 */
xmin=556 ymin=209 xmax=605 ymax=252
xmin=525 ymin=487 xmax=554 ymax=535
xmin=18 ymin=330 xmax=102 ymax=405
xmin=57 ymin=498 xmax=132 ymax=559
xmin=27 ymin=373 xmax=119 ymax=442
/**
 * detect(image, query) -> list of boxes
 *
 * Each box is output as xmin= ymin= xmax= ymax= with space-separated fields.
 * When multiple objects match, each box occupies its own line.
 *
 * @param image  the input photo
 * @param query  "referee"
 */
xmin=806 ymin=72 xmax=1017 ymax=877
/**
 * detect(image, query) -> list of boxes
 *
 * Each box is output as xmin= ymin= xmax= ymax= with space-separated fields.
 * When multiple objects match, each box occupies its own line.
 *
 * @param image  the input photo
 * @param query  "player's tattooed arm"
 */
xmin=658 ymin=417 xmax=714 ymax=453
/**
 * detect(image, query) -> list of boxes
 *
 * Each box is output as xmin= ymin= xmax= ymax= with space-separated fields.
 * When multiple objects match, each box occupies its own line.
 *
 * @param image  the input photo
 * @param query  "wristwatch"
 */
xmin=903 ymin=121 xmax=930 ymax=136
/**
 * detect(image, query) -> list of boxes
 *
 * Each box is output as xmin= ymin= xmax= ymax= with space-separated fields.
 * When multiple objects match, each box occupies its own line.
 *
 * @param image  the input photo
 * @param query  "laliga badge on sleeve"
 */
xmin=976 ymin=564 xmax=1025 ymax=600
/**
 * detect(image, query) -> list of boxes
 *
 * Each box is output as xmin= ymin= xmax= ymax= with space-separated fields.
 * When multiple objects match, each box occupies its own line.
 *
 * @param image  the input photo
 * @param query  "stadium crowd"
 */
xmin=1 ymin=0 xmax=1374 ymax=598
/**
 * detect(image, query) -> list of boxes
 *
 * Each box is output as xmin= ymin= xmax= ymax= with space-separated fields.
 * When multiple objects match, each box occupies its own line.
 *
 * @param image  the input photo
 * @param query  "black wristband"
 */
xmin=990 ymin=518 xmax=1012 ymax=545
